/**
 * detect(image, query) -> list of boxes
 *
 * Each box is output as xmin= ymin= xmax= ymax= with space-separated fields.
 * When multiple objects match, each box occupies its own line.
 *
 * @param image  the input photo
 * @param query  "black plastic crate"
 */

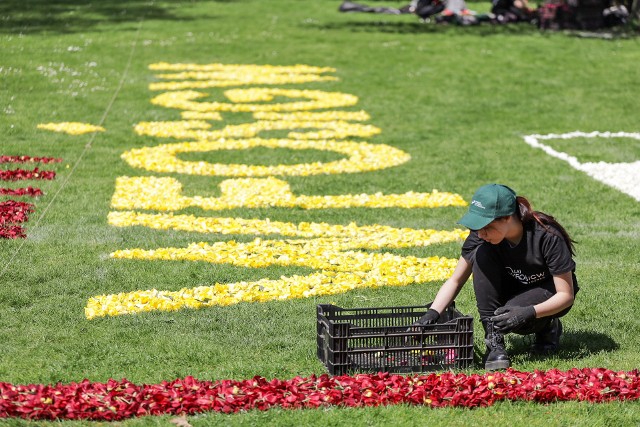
xmin=317 ymin=303 xmax=474 ymax=375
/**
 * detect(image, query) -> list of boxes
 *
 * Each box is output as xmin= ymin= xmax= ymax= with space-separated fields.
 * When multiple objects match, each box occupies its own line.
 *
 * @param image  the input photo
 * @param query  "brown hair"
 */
xmin=515 ymin=196 xmax=576 ymax=255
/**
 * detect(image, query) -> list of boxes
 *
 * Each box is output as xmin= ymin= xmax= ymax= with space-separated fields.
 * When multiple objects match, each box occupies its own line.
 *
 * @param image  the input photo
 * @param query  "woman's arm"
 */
xmin=429 ymin=256 xmax=473 ymax=314
xmin=533 ymin=271 xmax=575 ymax=317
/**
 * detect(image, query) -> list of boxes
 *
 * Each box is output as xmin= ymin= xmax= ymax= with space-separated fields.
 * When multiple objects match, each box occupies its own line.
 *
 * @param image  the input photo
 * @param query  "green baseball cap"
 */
xmin=457 ymin=184 xmax=517 ymax=230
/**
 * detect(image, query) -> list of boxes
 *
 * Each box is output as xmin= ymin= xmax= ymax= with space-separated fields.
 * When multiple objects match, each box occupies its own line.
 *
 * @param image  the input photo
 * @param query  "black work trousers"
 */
xmin=472 ymin=243 xmax=572 ymax=335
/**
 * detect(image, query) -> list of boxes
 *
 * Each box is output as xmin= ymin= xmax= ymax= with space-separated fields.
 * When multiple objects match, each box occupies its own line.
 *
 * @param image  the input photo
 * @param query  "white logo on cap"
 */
xmin=471 ymin=200 xmax=485 ymax=209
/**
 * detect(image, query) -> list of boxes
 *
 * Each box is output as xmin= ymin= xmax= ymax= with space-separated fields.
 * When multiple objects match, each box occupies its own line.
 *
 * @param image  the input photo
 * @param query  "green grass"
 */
xmin=542 ymin=136 xmax=640 ymax=163
xmin=1 ymin=0 xmax=640 ymax=425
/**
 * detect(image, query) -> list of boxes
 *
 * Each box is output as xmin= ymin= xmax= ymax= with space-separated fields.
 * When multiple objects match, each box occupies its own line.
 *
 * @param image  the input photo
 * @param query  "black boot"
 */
xmin=482 ymin=320 xmax=510 ymax=370
xmin=531 ymin=318 xmax=562 ymax=354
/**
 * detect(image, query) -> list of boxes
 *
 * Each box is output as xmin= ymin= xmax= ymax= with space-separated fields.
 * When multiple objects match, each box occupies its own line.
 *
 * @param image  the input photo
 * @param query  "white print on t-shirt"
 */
xmin=506 ymin=267 xmax=547 ymax=285
xmin=523 ymin=131 xmax=640 ymax=202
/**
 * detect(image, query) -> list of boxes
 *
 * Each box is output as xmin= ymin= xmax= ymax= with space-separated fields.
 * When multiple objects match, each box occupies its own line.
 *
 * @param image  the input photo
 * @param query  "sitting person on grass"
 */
xmin=411 ymin=0 xmax=480 ymax=24
xmin=414 ymin=184 xmax=578 ymax=370
xmin=491 ymin=0 xmax=538 ymax=23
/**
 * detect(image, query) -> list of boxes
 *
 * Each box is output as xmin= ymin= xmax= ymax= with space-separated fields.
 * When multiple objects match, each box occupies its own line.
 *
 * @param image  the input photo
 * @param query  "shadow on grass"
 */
xmin=317 ymin=19 xmax=540 ymax=36
xmin=0 ymin=0 xmax=227 ymax=35
xmin=472 ymin=329 xmax=619 ymax=367
xmin=508 ymin=329 xmax=619 ymax=361
xmin=316 ymin=18 xmax=639 ymax=38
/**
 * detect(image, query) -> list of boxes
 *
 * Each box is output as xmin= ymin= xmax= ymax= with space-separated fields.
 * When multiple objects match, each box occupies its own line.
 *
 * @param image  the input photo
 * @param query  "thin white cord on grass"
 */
xmin=0 ymin=19 xmax=144 ymax=280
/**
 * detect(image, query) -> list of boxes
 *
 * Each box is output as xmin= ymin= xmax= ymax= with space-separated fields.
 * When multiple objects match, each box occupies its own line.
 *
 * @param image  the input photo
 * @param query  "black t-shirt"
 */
xmin=461 ymin=221 xmax=579 ymax=293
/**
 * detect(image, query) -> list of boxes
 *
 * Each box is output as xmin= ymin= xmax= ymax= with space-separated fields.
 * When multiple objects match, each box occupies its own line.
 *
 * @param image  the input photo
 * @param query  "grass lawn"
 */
xmin=1 ymin=0 xmax=639 ymax=425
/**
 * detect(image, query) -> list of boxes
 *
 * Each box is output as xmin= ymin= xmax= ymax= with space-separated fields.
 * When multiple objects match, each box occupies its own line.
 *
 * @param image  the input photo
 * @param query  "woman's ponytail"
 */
xmin=516 ymin=196 xmax=576 ymax=255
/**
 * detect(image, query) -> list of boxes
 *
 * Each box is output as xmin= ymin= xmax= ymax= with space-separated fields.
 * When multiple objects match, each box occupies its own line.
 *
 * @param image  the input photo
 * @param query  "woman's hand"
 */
xmin=412 ymin=308 xmax=440 ymax=326
xmin=491 ymin=305 xmax=536 ymax=333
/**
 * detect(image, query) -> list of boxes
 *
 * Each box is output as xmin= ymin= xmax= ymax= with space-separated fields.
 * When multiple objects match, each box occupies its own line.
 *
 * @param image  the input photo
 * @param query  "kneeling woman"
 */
xmin=417 ymin=184 xmax=578 ymax=370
